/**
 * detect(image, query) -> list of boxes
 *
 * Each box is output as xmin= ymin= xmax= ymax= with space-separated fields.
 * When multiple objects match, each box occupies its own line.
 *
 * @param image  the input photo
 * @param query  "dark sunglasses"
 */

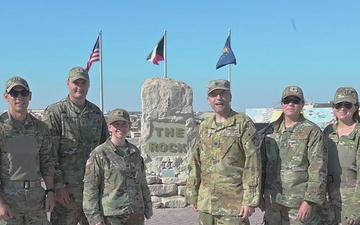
xmin=333 ymin=102 xmax=353 ymax=109
xmin=282 ymin=97 xmax=301 ymax=104
xmin=8 ymin=89 xmax=30 ymax=98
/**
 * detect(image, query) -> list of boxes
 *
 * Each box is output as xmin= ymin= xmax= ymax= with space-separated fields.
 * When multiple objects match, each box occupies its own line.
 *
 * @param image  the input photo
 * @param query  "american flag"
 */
xmin=86 ymin=36 xmax=100 ymax=71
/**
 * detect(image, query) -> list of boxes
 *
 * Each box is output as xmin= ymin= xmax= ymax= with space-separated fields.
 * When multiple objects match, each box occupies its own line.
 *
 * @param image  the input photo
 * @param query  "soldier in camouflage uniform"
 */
xmin=260 ymin=86 xmax=327 ymax=225
xmin=83 ymin=108 xmax=153 ymax=225
xmin=0 ymin=76 xmax=55 ymax=224
xmin=43 ymin=67 xmax=109 ymax=225
xmin=185 ymin=79 xmax=261 ymax=225
xmin=323 ymin=87 xmax=360 ymax=225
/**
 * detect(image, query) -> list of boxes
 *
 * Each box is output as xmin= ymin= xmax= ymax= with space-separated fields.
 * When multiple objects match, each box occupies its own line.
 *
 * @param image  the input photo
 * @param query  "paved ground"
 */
xmin=145 ymin=207 xmax=264 ymax=225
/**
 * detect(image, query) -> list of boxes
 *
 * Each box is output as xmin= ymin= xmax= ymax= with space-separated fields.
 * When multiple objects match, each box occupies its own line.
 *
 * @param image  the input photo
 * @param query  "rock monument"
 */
xmin=139 ymin=78 xmax=198 ymax=208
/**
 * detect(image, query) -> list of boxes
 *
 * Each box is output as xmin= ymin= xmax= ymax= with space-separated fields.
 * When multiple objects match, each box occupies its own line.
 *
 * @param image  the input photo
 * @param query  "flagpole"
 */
xmin=99 ymin=30 xmax=104 ymax=112
xmin=164 ymin=30 xmax=167 ymax=78
xmin=228 ymin=29 xmax=231 ymax=85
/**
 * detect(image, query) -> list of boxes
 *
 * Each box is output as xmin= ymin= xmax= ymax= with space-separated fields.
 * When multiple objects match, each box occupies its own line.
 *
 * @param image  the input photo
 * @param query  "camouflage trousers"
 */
xmin=264 ymin=198 xmax=322 ymax=225
xmin=50 ymin=184 xmax=88 ymax=225
xmin=103 ymin=214 xmax=144 ymax=225
xmin=199 ymin=211 xmax=250 ymax=225
xmin=0 ymin=186 xmax=47 ymax=225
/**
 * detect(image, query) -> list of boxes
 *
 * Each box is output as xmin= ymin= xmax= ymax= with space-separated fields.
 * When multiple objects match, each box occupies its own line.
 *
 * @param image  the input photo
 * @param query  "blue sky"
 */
xmin=1 ymin=1 xmax=360 ymax=112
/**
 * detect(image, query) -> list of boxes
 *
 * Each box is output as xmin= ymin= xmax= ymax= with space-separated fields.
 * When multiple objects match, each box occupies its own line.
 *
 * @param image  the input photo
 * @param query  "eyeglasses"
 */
xmin=8 ymin=89 xmax=30 ymax=98
xmin=333 ymin=102 xmax=353 ymax=109
xmin=208 ymin=90 xmax=229 ymax=98
xmin=282 ymin=97 xmax=301 ymax=104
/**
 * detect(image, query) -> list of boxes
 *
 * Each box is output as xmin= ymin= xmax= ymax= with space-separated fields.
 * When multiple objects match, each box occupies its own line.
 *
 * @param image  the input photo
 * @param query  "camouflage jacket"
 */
xmin=324 ymin=122 xmax=360 ymax=223
xmin=83 ymin=139 xmax=153 ymax=225
xmin=260 ymin=114 xmax=327 ymax=207
xmin=185 ymin=110 xmax=261 ymax=216
xmin=0 ymin=111 xmax=55 ymax=181
xmin=43 ymin=97 xmax=108 ymax=188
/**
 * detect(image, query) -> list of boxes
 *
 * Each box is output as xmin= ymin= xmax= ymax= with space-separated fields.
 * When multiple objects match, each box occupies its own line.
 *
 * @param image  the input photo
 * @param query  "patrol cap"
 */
xmin=282 ymin=86 xmax=304 ymax=101
xmin=5 ymin=76 xmax=30 ymax=93
xmin=333 ymin=87 xmax=358 ymax=104
xmin=68 ymin=67 xmax=90 ymax=82
xmin=207 ymin=79 xmax=230 ymax=94
xmin=108 ymin=108 xmax=131 ymax=124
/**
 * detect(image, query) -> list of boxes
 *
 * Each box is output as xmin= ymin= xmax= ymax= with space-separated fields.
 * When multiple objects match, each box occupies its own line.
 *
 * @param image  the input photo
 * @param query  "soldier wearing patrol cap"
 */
xmin=185 ymin=79 xmax=262 ymax=225
xmin=0 ymin=76 xmax=55 ymax=224
xmin=260 ymin=85 xmax=327 ymax=225
xmin=43 ymin=67 xmax=109 ymax=225
xmin=323 ymin=87 xmax=360 ymax=225
xmin=83 ymin=108 xmax=152 ymax=225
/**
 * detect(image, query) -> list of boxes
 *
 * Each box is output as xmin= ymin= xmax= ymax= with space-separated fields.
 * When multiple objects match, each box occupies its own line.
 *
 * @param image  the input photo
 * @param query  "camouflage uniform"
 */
xmin=43 ymin=97 xmax=108 ymax=225
xmin=185 ymin=110 xmax=261 ymax=225
xmin=323 ymin=122 xmax=360 ymax=224
xmin=83 ymin=139 xmax=153 ymax=225
xmin=260 ymin=114 xmax=327 ymax=225
xmin=0 ymin=111 xmax=55 ymax=225
xmin=322 ymin=87 xmax=360 ymax=225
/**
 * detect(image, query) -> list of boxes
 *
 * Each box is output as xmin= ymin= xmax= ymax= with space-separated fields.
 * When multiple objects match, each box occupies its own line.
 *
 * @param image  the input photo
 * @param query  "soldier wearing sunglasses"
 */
xmin=0 ymin=76 xmax=55 ymax=224
xmin=260 ymin=86 xmax=327 ymax=225
xmin=43 ymin=67 xmax=109 ymax=225
xmin=323 ymin=87 xmax=360 ymax=225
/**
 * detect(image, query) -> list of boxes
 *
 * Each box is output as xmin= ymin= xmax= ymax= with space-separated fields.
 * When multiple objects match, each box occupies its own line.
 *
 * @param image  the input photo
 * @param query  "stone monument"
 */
xmin=139 ymin=78 xmax=198 ymax=208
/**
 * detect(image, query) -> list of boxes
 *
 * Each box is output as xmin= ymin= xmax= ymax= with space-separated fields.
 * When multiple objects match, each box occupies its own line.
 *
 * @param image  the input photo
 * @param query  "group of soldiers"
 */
xmin=1 ymin=70 xmax=359 ymax=225
xmin=0 ymin=67 xmax=153 ymax=225
xmin=185 ymin=80 xmax=360 ymax=225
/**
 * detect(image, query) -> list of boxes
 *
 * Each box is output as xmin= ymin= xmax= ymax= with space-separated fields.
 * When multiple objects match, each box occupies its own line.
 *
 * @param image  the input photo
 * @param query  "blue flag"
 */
xmin=216 ymin=35 xmax=236 ymax=69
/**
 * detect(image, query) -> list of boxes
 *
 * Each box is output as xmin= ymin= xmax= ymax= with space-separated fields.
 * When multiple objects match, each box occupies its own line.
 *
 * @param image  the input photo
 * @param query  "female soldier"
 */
xmin=324 ymin=87 xmax=360 ymax=225
xmin=83 ymin=108 xmax=152 ymax=225
xmin=260 ymin=86 xmax=327 ymax=225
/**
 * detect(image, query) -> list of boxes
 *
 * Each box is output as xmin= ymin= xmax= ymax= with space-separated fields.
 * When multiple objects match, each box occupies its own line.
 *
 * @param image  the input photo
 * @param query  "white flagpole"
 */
xmin=99 ymin=30 xmax=104 ymax=112
xmin=164 ymin=30 xmax=167 ymax=78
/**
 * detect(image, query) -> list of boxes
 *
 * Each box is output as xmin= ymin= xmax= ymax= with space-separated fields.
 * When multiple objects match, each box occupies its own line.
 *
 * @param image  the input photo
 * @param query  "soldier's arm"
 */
xmin=241 ymin=118 xmax=261 ymax=207
xmin=344 ymin=138 xmax=360 ymax=222
xmin=43 ymin=107 xmax=65 ymax=189
xmin=140 ymin=157 xmax=153 ymax=219
xmin=185 ymin=140 xmax=202 ymax=205
xmin=99 ymin=115 xmax=109 ymax=144
xmin=304 ymin=127 xmax=327 ymax=206
xmin=39 ymin=124 xmax=56 ymax=212
xmin=83 ymin=153 xmax=104 ymax=225
xmin=39 ymin=125 xmax=55 ymax=178
xmin=259 ymin=130 xmax=268 ymax=211
xmin=0 ymin=128 xmax=13 ymax=220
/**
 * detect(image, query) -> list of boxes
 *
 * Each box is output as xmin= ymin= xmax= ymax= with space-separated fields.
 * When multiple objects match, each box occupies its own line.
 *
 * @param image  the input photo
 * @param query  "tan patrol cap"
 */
xmin=68 ymin=67 xmax=90 ymax=82
xmin=333 ymin=87 xmax=358 ymax=104
xmin=5 ymin=76 xmax=30 ymax=93
xmin=108 ymin=108 xmax=131 ymax=124
xmin=207 ymin=79 xmax=230 ymax=94
xmin=282 ymin=86 xmax=304 ymax=101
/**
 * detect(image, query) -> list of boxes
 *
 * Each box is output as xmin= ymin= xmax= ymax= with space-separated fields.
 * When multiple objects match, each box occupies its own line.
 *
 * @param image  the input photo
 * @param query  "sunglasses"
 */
xmin=208 ymin=90 xmax=229 ymax=98
xmin=282 ymin=97 xmax=301 ymax=104
xmin=333 ymin=102 xmax=353 ymax=109
xmin=8 ymin=89 xmax=30 ymax=98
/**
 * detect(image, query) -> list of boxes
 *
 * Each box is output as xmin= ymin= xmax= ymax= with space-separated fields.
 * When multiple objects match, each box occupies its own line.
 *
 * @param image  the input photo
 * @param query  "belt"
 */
xmin=1 ymin=180 xmax=42 ymax=189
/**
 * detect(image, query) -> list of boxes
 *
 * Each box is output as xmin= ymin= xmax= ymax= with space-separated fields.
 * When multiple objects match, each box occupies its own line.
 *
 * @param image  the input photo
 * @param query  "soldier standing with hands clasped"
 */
xmin=43 ymin=67 xmax=108 ymax=225
xmin=260 ymin=86 xmax=327 ymax=225
xmin=83 ymin=108 xmax=153 ymax=225
xmin=0 ymin=76 xmax=55 ymax=224
xmin=185 ymin=79 xmax=262 ymax=225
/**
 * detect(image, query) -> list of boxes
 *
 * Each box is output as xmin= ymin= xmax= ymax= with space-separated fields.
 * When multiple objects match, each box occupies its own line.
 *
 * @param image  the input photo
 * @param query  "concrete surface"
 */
xmin=145 ymin=207 xmax=264 ymax=225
